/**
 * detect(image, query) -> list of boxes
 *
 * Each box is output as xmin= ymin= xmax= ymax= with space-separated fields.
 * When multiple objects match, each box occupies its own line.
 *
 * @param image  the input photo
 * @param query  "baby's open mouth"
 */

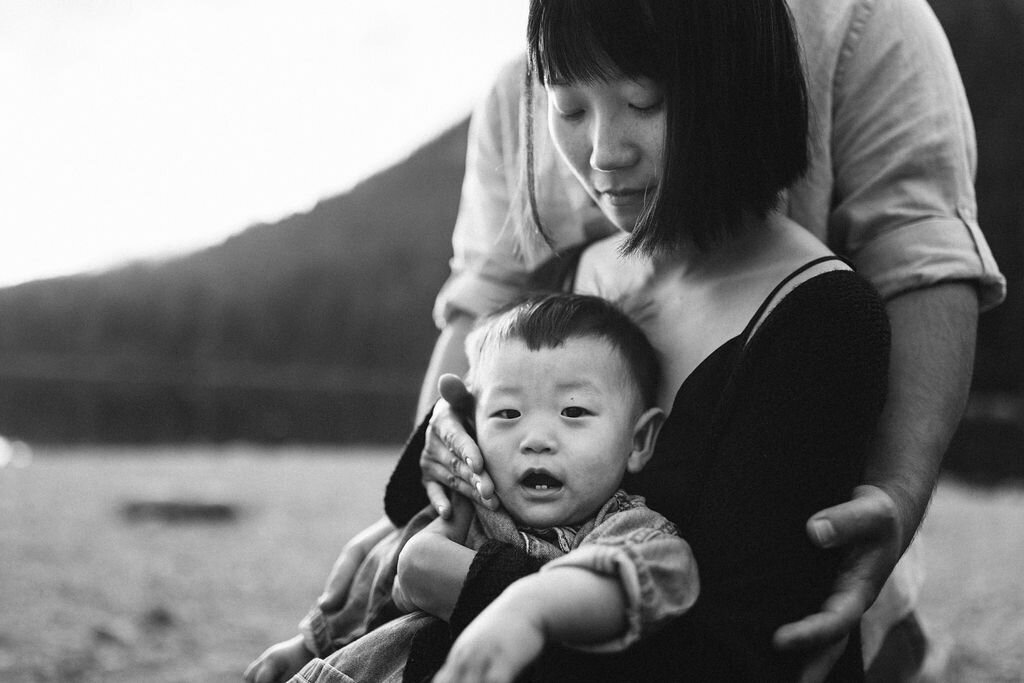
xmin=520 ymin=470 xmax=563 ymax=490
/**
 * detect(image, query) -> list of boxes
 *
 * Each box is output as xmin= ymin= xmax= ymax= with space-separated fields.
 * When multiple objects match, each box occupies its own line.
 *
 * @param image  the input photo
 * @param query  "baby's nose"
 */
xmin=521 ymin=424 xmax=557 ymax=455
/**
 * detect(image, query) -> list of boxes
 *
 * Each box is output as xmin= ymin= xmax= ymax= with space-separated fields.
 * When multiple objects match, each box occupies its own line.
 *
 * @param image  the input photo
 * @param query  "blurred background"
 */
xmin=1 ymin=0 xmax=1022 ymax=681
xmin=0 ymin=0 xmax=1021 ymax=458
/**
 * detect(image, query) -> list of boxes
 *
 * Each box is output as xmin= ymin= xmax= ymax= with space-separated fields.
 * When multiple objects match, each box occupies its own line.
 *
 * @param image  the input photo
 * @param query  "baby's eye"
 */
xmin=492 ymin=409 xmax=521 ymax=419
xmin=561 ymin=406 xmax=591 ymax=418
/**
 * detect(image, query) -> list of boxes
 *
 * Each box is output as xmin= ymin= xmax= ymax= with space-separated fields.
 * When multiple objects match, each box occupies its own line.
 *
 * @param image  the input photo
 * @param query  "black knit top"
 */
xmin=386 ymin=268 xmax=890 ymax=682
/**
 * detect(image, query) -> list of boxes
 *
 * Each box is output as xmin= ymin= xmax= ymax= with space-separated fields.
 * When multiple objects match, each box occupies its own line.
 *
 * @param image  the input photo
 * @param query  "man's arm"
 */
xmin=866 ymin=282 xmax=978 ymax=550
xmin=774 ymin=283 xmax=978 ymax=664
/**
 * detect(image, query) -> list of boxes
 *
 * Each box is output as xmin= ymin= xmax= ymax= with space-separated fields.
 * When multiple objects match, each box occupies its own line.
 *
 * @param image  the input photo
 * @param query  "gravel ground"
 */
xmin=1 ymin=446 xmax=1021 ymax=681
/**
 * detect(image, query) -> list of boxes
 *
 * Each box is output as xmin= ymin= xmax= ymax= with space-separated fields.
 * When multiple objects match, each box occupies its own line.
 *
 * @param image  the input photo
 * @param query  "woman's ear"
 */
xmin=626 ymin=407 xmax=665 ymax=474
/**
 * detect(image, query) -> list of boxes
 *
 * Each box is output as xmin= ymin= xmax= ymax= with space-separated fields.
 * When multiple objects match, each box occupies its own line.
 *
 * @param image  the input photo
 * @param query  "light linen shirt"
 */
xmin=431 ymin=0 xmax=1006 ymax=666
xmin=433 ymin=0 xmax=1005 ymax=327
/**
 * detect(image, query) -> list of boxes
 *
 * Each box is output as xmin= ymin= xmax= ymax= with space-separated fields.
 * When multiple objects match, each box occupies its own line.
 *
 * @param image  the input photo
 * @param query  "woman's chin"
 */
xmin=599 ymin=206 xmax=643 ymax=233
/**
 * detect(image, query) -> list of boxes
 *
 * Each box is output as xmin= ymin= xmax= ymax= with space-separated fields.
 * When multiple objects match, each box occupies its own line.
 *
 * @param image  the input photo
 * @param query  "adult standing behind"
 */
xmin=317 ymin=0 xmax=1005 ymax=680
xmin=390 ymin=0 xmax=886 ymax=678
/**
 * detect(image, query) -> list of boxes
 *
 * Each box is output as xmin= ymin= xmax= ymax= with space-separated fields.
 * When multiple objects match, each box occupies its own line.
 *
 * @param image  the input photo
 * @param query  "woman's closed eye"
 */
xmin=561 ymin=406 xmax=592 ymax=418
xmin=629 ymin=99 xmax=664 ymax=115
xmin=553 ymin=105 xmax=585 ymax=122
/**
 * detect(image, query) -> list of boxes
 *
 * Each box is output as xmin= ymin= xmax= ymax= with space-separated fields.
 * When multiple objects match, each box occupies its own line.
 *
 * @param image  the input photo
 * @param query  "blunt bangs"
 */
xmin=525 ymin=0 xmax=810 ymax=256
xmin=527 ymin=0 xmax=665 ymax=86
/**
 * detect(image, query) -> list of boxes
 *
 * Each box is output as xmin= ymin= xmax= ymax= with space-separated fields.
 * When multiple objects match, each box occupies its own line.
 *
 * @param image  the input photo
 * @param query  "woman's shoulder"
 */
xmin=754 ymin=268 xmax=890 ymax=352
xmin=574 ymin=233 xmax=653 ymax=301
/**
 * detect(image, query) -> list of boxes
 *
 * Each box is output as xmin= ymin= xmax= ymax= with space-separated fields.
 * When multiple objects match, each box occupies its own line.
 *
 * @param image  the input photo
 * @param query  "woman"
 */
xmin=384 ymin=1 xmax=891 ymax=680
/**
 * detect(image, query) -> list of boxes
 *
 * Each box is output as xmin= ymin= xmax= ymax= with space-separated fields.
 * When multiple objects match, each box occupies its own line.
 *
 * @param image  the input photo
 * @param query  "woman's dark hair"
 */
xmin=526 ymin=0 xmax=809 ymax=253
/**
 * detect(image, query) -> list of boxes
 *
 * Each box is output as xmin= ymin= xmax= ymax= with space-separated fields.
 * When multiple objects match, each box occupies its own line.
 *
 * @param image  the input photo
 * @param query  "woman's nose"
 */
xmin=590 ymin=114 xmax=639 ymax=172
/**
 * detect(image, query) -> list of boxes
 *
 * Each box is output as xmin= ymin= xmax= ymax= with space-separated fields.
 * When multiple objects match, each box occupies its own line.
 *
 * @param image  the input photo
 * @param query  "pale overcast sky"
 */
xmin=0 ymin=0 xmax=528 ymax=287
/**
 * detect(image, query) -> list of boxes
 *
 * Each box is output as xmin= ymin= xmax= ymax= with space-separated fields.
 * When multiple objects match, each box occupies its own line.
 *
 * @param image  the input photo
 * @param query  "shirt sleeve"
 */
xmin=432 ymin=56 xmax=616 ymax=327
xmin=539 ymin=507 xmax=699 ymax=653
xmin=829 ymin=0 xmax=1004 ymax=309
xmin=431 ymin=58 xmax=533 ymax=327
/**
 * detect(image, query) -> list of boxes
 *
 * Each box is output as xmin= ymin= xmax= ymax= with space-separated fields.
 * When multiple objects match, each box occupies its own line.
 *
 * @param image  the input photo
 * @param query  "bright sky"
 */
xmin=0 ymin=0 xmax=528 ymax=288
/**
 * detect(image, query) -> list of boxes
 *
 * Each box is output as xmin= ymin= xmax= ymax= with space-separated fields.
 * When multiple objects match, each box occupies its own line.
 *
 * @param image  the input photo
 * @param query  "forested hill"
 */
xmin=0 ymin=119 xmax=469 ymax=442
xmin=0 ymin=0 xmax=1021 ymax=455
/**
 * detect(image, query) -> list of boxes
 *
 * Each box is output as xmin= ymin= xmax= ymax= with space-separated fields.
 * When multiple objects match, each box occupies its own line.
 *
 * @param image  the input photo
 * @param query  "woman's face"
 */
xmin=546 ymin=74 xmax=665 ymax=232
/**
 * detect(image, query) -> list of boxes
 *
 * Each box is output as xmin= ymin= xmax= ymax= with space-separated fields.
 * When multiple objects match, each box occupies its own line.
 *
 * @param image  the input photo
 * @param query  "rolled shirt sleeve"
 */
xmin=540 ymin=504 xmax=700 ymax=653
xmin=432 ymin=58 xmax=615 ymax=327
xmin=438 ymin=0 xmax=1006 ymax=328
xmin=823 ymin=0 xmax=1004 ymax=309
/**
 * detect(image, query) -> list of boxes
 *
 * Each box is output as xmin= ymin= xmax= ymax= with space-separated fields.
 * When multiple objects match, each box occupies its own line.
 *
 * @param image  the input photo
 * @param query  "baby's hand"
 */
xmin=433 ymin=603 xmax=545 ymax=683
xmin=424 ymin=491 xmax=475 ymax=545
xmin=243 ymin=634 xmax=313 ymax=683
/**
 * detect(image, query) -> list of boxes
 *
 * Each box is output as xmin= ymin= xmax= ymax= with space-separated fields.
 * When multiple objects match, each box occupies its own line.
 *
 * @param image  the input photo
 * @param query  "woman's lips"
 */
xmin=600 ymin=188 xmax=651 ymax=207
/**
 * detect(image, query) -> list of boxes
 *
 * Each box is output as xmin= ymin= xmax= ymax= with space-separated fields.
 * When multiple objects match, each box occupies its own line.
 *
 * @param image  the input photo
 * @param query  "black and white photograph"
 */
xmin=1 ymin=1 xmax=1022 ymax=681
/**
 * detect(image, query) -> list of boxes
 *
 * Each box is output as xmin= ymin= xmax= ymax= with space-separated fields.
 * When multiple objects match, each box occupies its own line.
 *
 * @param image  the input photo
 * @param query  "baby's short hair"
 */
xmin=466 ymin=293 xmax=660 ymax=408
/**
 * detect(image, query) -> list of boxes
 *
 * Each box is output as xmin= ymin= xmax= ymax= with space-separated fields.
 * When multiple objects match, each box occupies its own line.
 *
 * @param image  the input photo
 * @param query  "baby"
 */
xmin=246 ymin=293 xmax=698 ymax=683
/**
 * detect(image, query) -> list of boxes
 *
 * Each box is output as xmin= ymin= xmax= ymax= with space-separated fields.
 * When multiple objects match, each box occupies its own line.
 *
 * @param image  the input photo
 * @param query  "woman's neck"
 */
xmin=649 ymin=212 xmax=785 ymax=283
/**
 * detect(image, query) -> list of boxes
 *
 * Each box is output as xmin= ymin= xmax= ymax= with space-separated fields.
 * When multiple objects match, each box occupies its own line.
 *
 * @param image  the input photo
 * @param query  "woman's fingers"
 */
xmin=425 ymin=480 xmax=452 ymax=519
xmin=423 ymin=380 xmax=500 ymax=510
xmin=438 ymin=373 xmax=475 ymax=415
xmin=445 ymin=492 xmax=476 ymax=542
xmin=421 ymin=418 xmax=486 ymax=510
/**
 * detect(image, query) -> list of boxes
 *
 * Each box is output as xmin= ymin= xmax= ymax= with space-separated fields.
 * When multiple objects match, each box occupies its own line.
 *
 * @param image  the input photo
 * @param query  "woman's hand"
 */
xmin=395 ymin=494 xmax=477 ymax=620
xmin=316 ymin=516 xmax=395 ymax=613
xmin=773 ymin=485 xmax=903 ymax=682
xmin=421 ymin=374 xmax=498 ymax=518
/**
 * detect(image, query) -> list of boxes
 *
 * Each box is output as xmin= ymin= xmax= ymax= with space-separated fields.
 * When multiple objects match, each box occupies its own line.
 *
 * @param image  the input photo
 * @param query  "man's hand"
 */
xmin=421 ymin=374 xmax=498 ymax=518
xmin=317 ymin=516 xmax=395 ymax=612
xmin=243 ymin=634 xmax=313 ymax=683
xmin=773 ymin=485 xmax=903 ymax=681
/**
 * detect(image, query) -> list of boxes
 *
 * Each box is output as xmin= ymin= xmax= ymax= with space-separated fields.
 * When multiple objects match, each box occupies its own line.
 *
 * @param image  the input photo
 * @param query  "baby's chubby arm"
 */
xmin=436 ymin=514 xmax=699 ymax=683
xmin=433 ymin=566 xmax=627 ymax=683
xmin=394 ymin=494 xmax=477 ymax=620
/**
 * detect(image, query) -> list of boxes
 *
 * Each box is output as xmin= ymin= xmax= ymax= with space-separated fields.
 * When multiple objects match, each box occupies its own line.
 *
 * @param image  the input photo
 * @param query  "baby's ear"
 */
xmin=626 ymin=407 xmax=665 ymax=474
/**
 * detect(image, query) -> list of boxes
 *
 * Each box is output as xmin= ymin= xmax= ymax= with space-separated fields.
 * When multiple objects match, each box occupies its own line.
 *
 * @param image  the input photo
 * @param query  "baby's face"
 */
xmin=473 ymin=337 xmax=642 ymax=528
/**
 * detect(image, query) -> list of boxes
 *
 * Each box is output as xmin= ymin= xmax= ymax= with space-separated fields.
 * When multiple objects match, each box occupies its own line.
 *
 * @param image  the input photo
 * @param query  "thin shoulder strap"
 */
xmin=741 ymin=255 xmax=852 ymax=345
